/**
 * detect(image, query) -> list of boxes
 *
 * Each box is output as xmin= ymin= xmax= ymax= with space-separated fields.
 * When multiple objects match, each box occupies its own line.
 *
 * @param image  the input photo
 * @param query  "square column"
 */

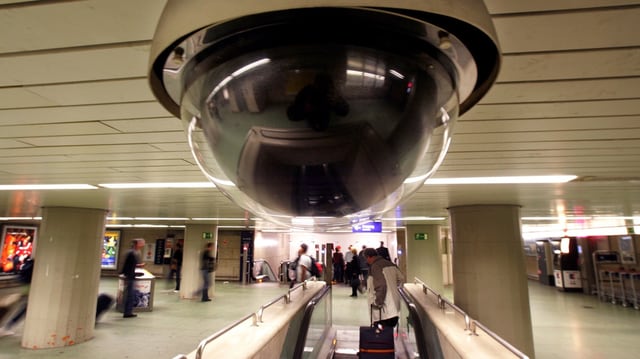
xmin=449 ymin=204 xmax=535 ymax=358
xmin=179 ymin=224 xmax=218 ymax=300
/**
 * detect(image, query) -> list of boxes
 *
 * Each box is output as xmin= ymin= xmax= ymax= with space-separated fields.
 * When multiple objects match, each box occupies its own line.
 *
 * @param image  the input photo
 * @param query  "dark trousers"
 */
xmin=360 ymin=269 xmax=369 ymax=287
xmin=201 ymin=269 xmax=211 ymax=300
xmin=124 ymin=278 xmax=135 ymax=315
xmin=350 ymin=276 xmax=360 ymax=296
xmin=333 ymin=264 xmax=343 ymax=282
xmin=174 ymin=266 xmax=181 ymax=290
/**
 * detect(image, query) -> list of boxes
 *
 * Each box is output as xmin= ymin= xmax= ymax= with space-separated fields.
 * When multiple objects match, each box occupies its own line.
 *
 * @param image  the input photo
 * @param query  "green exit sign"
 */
xmin=414 ymin=233 xmax=427 ymax=240
xmin=202 ymin=232 xmax=213 ymax=239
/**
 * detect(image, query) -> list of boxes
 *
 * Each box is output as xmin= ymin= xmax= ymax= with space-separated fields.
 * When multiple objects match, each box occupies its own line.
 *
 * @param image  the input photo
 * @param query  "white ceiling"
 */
xmin=0 ymin=0 xmax=639 ymax=230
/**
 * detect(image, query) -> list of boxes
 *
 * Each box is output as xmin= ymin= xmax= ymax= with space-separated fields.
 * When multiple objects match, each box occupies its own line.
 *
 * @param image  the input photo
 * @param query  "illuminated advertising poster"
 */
xmin=0 ymin=225 xmax=37 ymax=273
xmin=102 ymin=230 xmax=121 ymax=269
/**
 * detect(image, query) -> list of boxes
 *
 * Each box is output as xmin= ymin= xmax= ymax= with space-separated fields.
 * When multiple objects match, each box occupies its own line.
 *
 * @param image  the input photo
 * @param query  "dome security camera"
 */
xmin=148 ymin=0 xmax=500 ymax=230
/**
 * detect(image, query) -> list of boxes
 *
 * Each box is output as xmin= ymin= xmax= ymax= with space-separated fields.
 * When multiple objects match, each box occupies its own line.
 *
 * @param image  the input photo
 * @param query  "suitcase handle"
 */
xmin=370 ymin=304 xmax=384 ymax=328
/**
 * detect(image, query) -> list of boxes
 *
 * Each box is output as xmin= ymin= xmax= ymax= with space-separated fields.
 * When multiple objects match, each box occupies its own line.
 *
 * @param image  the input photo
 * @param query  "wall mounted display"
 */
xmin=619 ymin=235 xmax=636 ymax=264
xmin=102 ymin=230 xmax=121 ymax=269
xmin=0 ymin=225 xmax=37 ymax=273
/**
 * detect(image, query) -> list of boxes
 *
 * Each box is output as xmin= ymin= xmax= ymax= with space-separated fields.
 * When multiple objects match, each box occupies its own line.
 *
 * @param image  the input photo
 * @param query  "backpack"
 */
xmin=309 ymin=256 xmax=323 ymax=278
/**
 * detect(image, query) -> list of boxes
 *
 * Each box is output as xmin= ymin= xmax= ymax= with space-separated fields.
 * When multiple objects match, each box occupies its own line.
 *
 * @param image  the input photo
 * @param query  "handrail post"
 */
xmin=257 ymin=307 xmax=265 ymax=323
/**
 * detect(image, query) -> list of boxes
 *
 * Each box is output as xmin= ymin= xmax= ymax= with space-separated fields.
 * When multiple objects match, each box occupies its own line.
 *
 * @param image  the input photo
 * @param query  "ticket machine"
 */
xmin=552 ymin=236 xmax=583 ymax=291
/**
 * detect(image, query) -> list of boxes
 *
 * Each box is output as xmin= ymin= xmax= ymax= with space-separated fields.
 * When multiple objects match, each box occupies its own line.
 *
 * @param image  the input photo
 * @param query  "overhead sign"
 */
xmin=352 ymin=222 xmax=382 ymax=233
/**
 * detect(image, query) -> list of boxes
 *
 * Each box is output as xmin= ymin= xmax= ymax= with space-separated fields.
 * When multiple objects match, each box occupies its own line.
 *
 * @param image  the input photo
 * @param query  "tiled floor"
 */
xmin=0 ymin=278 xmax=639 ymax=358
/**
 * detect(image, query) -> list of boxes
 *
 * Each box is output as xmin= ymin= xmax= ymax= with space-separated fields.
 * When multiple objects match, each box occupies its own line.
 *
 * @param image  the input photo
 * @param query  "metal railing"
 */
xmin=412 ymin=278 xmax=529 ymax=359
xmin=172 ymin=280 xmax=314 ymax=359
xmin=397 ymin=286 xmax=429 ymax=358
xmin=292 ymin=285 xmax=332 ymax=358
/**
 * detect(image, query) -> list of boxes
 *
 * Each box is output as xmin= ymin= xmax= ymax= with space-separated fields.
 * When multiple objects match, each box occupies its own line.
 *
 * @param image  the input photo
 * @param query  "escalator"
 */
xmin=172 ymin=279 xmax=528 ymax=358
xmin=253 ymin=259 xmax=278 ymax=282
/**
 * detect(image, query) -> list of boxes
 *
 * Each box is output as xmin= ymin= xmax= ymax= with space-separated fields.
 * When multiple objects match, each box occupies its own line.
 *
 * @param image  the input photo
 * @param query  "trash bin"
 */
xmin=116 ymin=269 xmax=155 ymax=313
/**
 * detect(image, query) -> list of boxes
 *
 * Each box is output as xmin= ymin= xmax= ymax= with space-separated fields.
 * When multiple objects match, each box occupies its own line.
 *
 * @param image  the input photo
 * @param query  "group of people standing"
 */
xmin=332 ymin=242 xmax=392 ymax=296
xmin=330 ymin=241 xmax=402 ymax=327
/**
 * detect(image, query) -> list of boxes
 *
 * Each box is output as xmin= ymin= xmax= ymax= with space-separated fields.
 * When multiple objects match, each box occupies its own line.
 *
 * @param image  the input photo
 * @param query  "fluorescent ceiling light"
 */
xmin=0 ymin=217 xmax=40 ymax=221
xmin=191 ymin=218 xmax=249 ymax=221
xmin=425 ymin=175 xmax=577 ymax=185
xmin=522 ymin=216 xmax=639 ymax=221
xmin=382 ymin=217 xmax=446 ymax=221
xmin=134 ymin=217 xmax=189 ymax=221
xmin=99 ymin=182 xmax=215 ymax=189
xmin=0 ymin=184 xmax=97 ymax=190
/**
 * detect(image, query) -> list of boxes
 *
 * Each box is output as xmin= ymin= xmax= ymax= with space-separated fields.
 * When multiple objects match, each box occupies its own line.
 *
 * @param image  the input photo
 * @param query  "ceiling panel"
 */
xmin=466 ymin=99 xmax=640 ymax=120
xmin=484 ymin=0 xmax=639 ymax=14
xmin=0 ymin=102 xmax=171 ymax=125
xmin=0 ymin=122 xmax=118 ymax=138
xmin=0 ymin=45 xmax=151 ymax=86
xmin=485 ymin=78 xmax=640 ymax=103
xmin=498 ymin=49 xmax=640 ymax=81
xmin=0 ymin=0 xmax=164 ymax=52
xmin=103 ymin=117 xmax=183 ymax=132
xmin=20 ymin=79 xmax=155 ymax=106
xmin=18 ymin=131 xmax=183 ymax=147
xmin=0 ymin=1 xmax=638 ymax=229
xmin=493 ymin=8 xmax=640 ymax=53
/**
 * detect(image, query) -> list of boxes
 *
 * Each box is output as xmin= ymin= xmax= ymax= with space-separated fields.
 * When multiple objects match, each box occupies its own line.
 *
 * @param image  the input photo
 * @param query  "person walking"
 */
xmin=363 ymin=247 xmax=404 ymax=327
xmin=344 ymin=245 xmax=354 ymax=284
xmin=296 ymin=243 xmax=313 ymax=283
xmin=122 ymin=238 xmax=145 ymax=318
xmin=200 ymin=242 xmax=215 ymax=302
xmin=171 ymin=242 xmax=183 ymax=292
xmin=347 ymin=248 xmax=362 ymax=297
xmin=332 ymin=246 xmax=344 ymax=284
xmin=358 ymin=245 xmax=369 ymax=289
xmin=376 ymin=241 xmax=391 ymax=261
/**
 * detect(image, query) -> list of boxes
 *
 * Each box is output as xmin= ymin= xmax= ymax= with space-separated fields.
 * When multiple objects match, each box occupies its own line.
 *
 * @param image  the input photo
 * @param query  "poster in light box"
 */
xmin=102 ymin=230 xmax=121 ymax=269
xmin=0 ymin=225 xmax=37 ymax=273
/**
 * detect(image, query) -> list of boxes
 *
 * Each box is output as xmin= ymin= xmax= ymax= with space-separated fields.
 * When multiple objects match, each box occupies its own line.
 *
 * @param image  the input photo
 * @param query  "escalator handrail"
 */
xmin=412 ymin=277 xmax=529 ymax=359
xmin=398 ymin=285 xmax=430 ymax=359
xmin=292 ymin=284 xmax=332 ymax=359
xmin=177 ymin=280 xmax=316 ymax=359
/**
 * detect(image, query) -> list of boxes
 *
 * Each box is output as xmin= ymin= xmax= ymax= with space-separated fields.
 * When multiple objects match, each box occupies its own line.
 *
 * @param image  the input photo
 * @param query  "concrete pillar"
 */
xmin=180 ymin=224 xmax=217 ymax=300
xmin=22 ymin=207 xmax=107 ymax=349
xmin=448 ymin=204 xmax=535 ymax=358
xmin=405 ymin=224 xmax=443 ymax=293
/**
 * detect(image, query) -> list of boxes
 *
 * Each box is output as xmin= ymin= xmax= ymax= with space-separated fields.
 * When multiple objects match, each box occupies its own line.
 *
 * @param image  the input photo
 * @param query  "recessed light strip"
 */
xmin=99 ymin=182 xmax=215 ymax=189
xmin=0 ymin=184 xmax=97 ymax=190
xmin=425 ymin=175 xmax=577 ymax=185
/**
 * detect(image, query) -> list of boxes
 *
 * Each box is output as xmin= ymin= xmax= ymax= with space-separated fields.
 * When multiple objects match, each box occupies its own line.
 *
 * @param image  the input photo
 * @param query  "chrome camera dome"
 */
xmin=148 ymin=1 xmax=500 ymax=230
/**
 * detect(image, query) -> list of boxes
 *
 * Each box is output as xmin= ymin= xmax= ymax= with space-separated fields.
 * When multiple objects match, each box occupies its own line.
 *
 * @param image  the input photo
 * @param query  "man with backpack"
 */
xmin=296 ymin=243 xmax=313 ymax=283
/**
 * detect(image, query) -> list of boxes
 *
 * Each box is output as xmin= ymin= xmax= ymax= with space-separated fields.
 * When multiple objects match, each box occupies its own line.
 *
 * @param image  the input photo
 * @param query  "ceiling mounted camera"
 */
xmin=148 ymin=0 xmax=500 ymax=230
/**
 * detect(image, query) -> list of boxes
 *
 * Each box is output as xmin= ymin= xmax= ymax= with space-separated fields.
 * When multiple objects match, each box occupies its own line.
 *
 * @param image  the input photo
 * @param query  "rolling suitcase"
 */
xmin=358 ymin=306 xmax=395 ymax=358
